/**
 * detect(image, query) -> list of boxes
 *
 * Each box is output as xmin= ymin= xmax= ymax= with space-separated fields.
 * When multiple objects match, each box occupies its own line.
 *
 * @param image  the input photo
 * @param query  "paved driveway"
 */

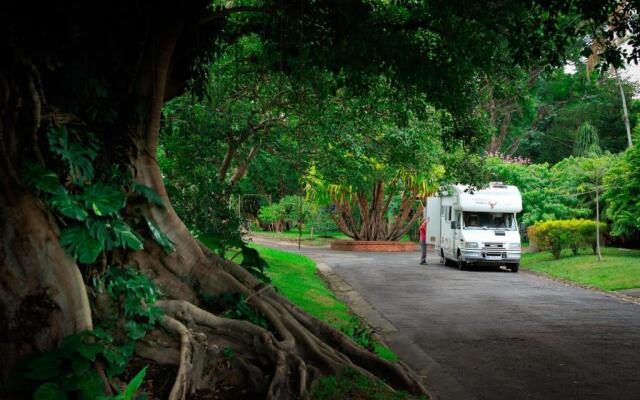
xmin=253 ymin=238 xmax=640 ymax=400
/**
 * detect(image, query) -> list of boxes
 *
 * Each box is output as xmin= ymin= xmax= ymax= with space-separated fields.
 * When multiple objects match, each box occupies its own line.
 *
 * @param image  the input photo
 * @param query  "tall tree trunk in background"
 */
xmin=229 ymin=144 xmax=260 ymax=187
xmin=487 ymin=111 xmax=513 ymax=154
xmin=613 ymin=68 xmax=634 ymax=148
xmin=595 ymin=190 xmax=603 ymax=261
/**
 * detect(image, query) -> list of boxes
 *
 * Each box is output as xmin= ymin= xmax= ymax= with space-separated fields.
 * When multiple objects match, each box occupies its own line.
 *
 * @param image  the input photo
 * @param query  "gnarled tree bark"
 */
xmin=0 ymin=2 xmax=429 ymax=399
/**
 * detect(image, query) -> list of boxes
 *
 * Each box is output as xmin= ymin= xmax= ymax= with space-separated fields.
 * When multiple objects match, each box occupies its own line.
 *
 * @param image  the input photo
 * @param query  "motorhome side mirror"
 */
xmin=451 ymin=221 xmax=458 ymax=229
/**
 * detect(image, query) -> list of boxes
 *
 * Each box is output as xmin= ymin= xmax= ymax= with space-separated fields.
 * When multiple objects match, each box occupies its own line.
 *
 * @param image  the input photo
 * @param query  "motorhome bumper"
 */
xmin=460 ymin=250 xmax=521 ymax=263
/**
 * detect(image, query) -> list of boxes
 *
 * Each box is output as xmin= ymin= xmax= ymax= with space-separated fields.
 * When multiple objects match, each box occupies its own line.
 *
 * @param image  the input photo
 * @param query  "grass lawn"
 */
xmin=200 ymin=234 xmax=397 ymax=361
xmin=251 ymin=229 xmax=351 ymax=247
xmin=521 ymin=247 xmax=640 ymax=291
xmin=312 ymin=368 xmax=427 ymax=400
xmin=254 ymin=243 xmax=352 ymax=326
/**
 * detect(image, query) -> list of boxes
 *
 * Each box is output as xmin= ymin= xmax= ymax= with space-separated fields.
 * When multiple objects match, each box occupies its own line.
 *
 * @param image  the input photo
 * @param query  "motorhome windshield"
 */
xmin=463 ymin=212 xmax=516 ymax=230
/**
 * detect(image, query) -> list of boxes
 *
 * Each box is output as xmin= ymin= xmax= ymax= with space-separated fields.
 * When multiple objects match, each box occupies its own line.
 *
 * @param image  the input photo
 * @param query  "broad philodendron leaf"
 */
xmin=133 ymin=183 xmax=165 ymax=207
xmin=70 ymin=355 xmax=91 ymax=376
xmin=76 ymin=369 xmax=107 ymax=400
xmin=28 ymin=353 xmax=62 ymax=381
xmin=110 ymin=220 xmax=144 ymax=251
xmin=49 ymin=193 xmax=88 ymax=221
xmin=33 ymin=383 xmax=66 ymax=400
xmin=86 ymin=217 xmax=112 ymax=250
xmin=23 ymin=164 xmax=66 ymax=196
xmin=82 ymin=183 xmax=126 ymax=216
xmin=76 ymin=342 xmax=104 ymax=361
xmin=47 ymin=126 xmax=99 ymax=186
xmin=60 ymin=225 xmax=103 ymax=264
xmin=145 ymin=218 xmax=174 ymax=253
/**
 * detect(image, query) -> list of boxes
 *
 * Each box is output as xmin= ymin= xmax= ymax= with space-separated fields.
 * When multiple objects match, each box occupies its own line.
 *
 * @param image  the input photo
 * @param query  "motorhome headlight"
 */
xmin=508 ymin=243 xmax=521 ymax=250
xmin=464 ymin=242 xmax=479 ymax=249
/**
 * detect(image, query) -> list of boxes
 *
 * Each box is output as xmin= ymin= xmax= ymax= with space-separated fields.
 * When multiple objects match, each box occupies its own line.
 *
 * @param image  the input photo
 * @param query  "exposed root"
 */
xmin=155 ymin=281 xmax=429 ymax=399
xmin=160 ymin=316 xmax=193 ymax=400
xmin=274 ymin=291 xmax=428 ymax=395
xmin=95 ymin=360 xmax=115 ymax=396
xmin=132 ymin=156 xmax=429 ymax=399
xmin=135 ymin=342 xmax=180 ymax=365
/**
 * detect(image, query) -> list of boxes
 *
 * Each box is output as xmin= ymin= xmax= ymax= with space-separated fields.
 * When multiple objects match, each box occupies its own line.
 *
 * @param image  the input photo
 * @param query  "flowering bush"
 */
xmin=485 ymin=151 xmax=531 ymax=165
xmin=528 ymin=219 xmax=606 ymax=259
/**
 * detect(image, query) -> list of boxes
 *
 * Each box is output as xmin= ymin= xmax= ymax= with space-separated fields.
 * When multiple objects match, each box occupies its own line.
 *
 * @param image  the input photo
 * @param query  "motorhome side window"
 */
xmin=442 ymin=206 xmax=451 ymax=222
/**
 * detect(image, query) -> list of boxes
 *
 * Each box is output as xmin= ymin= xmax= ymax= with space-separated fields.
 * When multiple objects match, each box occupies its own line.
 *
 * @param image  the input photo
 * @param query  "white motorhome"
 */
xmin=424 ymin=183 xmax=523 ymax=272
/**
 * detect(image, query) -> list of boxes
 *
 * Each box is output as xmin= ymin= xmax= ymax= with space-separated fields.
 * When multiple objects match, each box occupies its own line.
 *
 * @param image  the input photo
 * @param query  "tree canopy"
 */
xmin=3 ymin=1 xmax=640 ymax=399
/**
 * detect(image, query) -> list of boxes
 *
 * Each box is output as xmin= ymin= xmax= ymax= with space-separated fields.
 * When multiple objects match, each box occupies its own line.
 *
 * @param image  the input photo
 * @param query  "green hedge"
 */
xmin=528 ymin=219 xmax=606 ymax=259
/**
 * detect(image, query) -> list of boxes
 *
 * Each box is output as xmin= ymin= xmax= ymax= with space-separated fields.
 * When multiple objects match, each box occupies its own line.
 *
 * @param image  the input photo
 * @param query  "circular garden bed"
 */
xmin=330 ymin=240 xmax=418 ymax=252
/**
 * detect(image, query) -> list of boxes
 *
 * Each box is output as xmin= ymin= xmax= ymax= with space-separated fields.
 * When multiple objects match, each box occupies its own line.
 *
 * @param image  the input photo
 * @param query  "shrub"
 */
xmin=528 ymin=219 xmax=606 ymax=259
xmin=257 ymin=203 xmax=286 ymax=231
xmin=278 ymin=195 xmax=314 ymax=228
xmin=257 ymin=196 xmax=315 ymax=232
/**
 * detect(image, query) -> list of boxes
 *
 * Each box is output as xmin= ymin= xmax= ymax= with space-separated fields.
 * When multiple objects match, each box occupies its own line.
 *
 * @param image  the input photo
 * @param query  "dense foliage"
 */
xmin=484 ymin=64 xmax=639 ymax=163
xmin=484 ymin=156 xmax=591 ymax=227
xmin=487 ymin=151 xmax=640 ymax=246
xmin=604 ymin=138 xmax=640 ymax=237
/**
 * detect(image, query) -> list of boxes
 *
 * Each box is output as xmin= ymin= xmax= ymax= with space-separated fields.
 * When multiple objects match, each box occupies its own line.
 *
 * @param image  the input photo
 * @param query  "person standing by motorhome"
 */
xmin=419 ymin=218 xmax=427 ymax=265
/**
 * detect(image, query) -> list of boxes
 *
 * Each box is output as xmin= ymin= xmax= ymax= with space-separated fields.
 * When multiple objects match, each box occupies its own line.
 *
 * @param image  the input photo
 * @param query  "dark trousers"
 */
xmin=420 ymin=240 xmax=427 ymax=263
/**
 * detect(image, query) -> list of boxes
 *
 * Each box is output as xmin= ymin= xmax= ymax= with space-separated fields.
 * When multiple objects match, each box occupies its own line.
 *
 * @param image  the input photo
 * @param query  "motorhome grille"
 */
xmin=483 ymin=243 xmax=505 ymax=249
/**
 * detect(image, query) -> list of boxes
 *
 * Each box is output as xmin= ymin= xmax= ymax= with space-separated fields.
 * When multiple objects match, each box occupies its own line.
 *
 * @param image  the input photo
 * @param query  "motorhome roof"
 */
xmin=451 ymin=184 xmax=522 ymax=213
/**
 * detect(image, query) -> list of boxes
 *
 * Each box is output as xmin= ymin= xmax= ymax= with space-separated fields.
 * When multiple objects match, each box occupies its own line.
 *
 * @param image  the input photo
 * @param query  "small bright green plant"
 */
xmin=340 ymin=316 xmax=376 ymax=353
xmin=98 ymin=367 xmax=148 ymax=400
xmin=20 ymin=329 xmax=139 ymax=400
xmin=101 ymin=266 xmax=163 ymax=341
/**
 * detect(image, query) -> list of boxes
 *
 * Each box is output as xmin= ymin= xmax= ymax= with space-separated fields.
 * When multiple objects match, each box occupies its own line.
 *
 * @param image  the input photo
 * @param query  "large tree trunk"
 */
xmin=0 ymin=53 xmax=94 ymax=386
xmin=332 ymin=182 xmax=424 ymax=241
xmin=0 ymin=3 xmax=428 ymax=399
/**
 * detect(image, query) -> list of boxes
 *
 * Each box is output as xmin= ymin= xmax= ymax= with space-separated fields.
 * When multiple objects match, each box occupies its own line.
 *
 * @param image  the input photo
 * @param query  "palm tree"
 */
xmin=574 ymin=121 xmax=602 ymax=156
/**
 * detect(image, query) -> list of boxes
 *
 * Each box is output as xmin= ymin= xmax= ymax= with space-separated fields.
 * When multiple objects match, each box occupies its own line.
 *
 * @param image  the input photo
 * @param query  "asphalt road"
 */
xmin=253 ymin=238 xmax=640 ymax=400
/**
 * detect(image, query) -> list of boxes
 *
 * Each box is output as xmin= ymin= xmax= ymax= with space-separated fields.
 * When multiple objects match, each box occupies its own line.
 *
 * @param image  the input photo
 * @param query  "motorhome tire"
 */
xmin=441 ymin=250 xmax=452 ymax=266
xmin=509 ymin=263 xmax=520 ymax=273
xmin=457 ymin=254 xmax=466 ymax=271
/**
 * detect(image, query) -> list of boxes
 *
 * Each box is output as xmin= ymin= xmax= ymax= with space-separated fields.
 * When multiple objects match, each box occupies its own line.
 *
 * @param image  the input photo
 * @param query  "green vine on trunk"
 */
xmin=18 ymin=124 xmax=174 ymax=399
xmin=24 ymin=125 xmax=174 ymax=266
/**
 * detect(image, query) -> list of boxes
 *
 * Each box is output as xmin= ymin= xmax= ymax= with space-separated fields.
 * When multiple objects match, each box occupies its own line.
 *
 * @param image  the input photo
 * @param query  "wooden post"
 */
xmin=596 ymin=189 xmax=602 ymax=261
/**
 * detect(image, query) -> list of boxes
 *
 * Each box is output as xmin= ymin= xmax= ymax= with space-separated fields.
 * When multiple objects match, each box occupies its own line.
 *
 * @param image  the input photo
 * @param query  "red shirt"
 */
xmin=419 ymin=221 xmax=427 ymax=241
